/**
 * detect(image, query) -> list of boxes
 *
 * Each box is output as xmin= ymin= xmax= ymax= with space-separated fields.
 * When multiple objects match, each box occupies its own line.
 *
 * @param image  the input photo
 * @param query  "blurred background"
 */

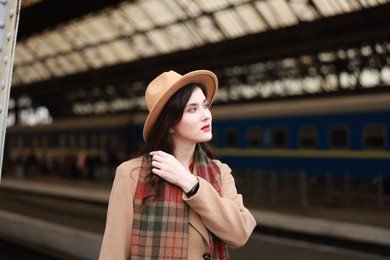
xmin=0 ymin=0 xmax=389 ymax=259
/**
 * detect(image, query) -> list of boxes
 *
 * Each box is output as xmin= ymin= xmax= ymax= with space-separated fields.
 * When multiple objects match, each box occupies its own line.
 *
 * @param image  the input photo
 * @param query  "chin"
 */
xmin=199 ymin=134 xmax=212 ymax=143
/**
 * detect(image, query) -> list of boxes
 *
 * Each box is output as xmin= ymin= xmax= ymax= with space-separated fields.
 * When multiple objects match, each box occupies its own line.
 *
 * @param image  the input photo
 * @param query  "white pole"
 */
xmin=0 ymin=0 xmax=21 ymax=181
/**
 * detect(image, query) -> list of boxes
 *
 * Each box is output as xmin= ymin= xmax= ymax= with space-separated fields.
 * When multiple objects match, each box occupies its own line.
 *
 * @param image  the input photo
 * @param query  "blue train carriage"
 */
xmin=4 ymin=92 xmax=390 ymax=196
xmin=211 ymin=93 xmax=390 ymax=192
xmin=3 ymin=113 xmax=144 ymax=180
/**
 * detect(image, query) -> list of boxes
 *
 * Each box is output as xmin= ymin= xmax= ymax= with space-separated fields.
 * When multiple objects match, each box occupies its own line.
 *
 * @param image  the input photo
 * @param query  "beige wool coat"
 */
xmin=99 ymin=156 xmax=257 ymax=259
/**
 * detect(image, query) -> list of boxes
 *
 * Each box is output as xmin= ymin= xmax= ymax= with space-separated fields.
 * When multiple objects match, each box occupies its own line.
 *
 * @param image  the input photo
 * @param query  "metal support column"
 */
xmin=0 ymin=0 xmax=21 ymax=181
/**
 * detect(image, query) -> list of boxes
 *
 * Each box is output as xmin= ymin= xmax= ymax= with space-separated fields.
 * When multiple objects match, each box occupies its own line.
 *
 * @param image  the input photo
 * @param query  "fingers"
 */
xmin=150 ymin=157 xmax=166 ymax=179
xmin=149 ymin=150 xmax=192 ymax=189
xmin=150 ymin=151 xmax=168 ymax=173
xmin=150 ymin=150 xmax=172 ymax=164
xmin=150 ymin=151 xmax=175 ymax=180
xmin=150 ymin=150 xmax=169 ymax=159
xmin=150 ymin=150 xmax=167 ymax=156
xmin=151 ymin=159 xmax=161 ymax=169
xmin=151 ymin=166 xmax=161 ymax=175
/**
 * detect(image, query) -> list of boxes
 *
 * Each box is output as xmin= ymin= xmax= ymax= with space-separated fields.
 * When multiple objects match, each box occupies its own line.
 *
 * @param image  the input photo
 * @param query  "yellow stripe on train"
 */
xmin=215 ymin=148 xmax=390 ymax=159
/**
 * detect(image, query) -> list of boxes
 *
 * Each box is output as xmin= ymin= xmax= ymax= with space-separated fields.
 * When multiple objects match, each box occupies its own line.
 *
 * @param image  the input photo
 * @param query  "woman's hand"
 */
xmin=150 ymin=150 xmax=198 ymax=192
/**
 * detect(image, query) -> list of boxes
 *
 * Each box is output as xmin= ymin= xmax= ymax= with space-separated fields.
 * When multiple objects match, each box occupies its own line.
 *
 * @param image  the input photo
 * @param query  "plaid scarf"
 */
xmin=131 ymin=144 xmax=229 ymax=259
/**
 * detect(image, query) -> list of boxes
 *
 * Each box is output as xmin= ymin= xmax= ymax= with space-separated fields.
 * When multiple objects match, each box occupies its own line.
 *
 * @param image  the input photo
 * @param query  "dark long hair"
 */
xmin=137 ymin=83 xmax=215 ymax=204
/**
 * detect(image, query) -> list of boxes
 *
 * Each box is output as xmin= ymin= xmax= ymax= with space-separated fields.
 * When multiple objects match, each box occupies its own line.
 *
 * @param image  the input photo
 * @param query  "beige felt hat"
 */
xmin=143 ymin=70 xmax=218 ymax=141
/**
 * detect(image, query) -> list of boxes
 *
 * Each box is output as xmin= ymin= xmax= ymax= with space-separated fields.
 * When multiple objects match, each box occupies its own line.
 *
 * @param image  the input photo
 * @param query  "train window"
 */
xmin=49 ymin=135 xmax=56 ymax=147
xmin=41 ymin=135 xmax=49 ymax=147
xmin=330 ymin=126 xmax=349 ymax=149
xmin=69 ymin=134 xmax=77 ymax=147
xmin=110 ymin=135 xmax=119 ymax=148
xmin=59 ymin=134 xmax=66 ymax=147
xmin=225 ymin=129 xmax=238 ymax=147
xmin=17 ymin=136 xmax=24 ymax=147
xmin=271 ymin=128 xmax=288 ymax=148
xmin=32 ymin=137 xmax=39 ymax=148
xmin=247 ymin=128 xmax=261 ymax=147
xmin=100 ymin=133 xmax=108 ymax=147
xmin=90 ymin=134 xmax=98 ymax=147
xmin=364 ymin=125 xmax=386 ymax=149
xmin=299 ymin=126 xmax=317 ymax=148
xmin=79 ymin=135 xmax=87 ymax=148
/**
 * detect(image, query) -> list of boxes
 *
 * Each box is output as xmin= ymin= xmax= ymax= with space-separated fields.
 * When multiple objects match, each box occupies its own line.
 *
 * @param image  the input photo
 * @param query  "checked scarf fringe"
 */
xmin=130 ymin=144 xmax=229 ymax=259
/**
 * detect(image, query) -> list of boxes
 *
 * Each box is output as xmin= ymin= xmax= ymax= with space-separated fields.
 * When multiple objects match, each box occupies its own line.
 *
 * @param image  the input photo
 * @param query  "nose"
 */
xmin=201 ymin=107 xmax=211 ymax=121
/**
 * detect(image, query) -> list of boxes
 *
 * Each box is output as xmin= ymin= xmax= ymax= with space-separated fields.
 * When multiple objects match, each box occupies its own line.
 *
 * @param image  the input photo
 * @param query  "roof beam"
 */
xmin=18 ymin=0 xmax=128 ymax=40
xmin=12 ymin=4 xmax=390 ymax=99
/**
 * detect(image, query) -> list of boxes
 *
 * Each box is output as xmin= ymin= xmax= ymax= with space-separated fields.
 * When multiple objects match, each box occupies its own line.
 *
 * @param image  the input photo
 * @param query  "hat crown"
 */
xmin=145 ymin=70 xmax=182 ymax=112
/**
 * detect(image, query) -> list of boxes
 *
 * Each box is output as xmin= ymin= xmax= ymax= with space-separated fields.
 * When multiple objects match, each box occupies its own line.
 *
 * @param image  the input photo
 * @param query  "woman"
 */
xmin=99 ymin=70 xmax=256 ymax=259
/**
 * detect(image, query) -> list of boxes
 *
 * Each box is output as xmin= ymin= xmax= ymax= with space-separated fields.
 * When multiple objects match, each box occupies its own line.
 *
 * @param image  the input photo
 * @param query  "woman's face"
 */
xmin=171 ymin=87 xmax=212 ymax=146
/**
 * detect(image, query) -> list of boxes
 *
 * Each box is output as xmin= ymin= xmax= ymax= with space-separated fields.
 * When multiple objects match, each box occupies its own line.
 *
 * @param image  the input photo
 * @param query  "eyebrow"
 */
xmin=186 ymin=98 xmax=208 ymax=107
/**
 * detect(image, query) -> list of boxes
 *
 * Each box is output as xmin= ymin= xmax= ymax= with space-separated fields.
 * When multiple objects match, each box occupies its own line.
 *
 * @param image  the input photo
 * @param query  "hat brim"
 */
xmin=143 ymin=70 xmax=218 ymax=141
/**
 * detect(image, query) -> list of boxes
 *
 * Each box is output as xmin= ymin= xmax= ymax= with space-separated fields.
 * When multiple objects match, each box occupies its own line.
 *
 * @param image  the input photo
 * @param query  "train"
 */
xmin=3 ymin=92 xmax=390 ymax=192
xmin=212 ymin=92 xmax=390 ymax=181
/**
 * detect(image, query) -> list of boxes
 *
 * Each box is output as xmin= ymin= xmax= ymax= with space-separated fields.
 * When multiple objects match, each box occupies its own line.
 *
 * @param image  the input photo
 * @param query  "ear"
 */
xmin=169 ymin=128 xmax=174 ymax=134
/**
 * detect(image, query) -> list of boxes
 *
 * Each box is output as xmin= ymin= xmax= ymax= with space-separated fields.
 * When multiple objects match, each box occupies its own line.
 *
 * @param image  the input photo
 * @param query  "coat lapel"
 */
xmin=188 ymin=209 xmax=210 ymax=247
xmin=189 ymin=167 xmax=210 ymax=246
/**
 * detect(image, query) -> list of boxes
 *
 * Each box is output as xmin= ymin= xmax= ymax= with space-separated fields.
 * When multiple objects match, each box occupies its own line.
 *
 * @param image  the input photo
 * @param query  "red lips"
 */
xmin=201 ymin=124 xmax=210 ymax=131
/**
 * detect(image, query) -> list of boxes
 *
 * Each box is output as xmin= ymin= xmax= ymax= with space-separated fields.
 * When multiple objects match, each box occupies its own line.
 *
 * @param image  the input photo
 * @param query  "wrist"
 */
xmin=185 ymin=182 xmax=199 ymax=198
xmin=182 ymin=175 xmax=198 ymax=192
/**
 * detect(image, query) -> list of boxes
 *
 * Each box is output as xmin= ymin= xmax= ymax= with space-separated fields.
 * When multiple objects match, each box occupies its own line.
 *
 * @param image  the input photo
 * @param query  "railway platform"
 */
xmin=0 ymin=176 xmax=389 ymax=259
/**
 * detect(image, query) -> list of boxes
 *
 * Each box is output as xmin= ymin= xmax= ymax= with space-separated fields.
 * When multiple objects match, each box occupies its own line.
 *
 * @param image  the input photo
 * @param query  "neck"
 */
xmin=174 ymin=143 xmax=196 ymax=168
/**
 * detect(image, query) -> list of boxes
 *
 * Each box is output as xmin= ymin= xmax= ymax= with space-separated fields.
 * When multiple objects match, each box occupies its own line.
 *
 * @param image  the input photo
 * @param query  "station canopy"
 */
xmin=9 ymin=0 xmax=390 ymax=118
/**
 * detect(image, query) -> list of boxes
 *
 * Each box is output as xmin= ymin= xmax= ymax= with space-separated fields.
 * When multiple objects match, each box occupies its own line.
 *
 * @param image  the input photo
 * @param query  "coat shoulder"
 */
xmin=211 ymin=159 xmax=231 ymax=173
xmin=115 ymin=156 xmax=143 ymax=181
xmin=117 ymin=156 xmax=143 ymax=171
